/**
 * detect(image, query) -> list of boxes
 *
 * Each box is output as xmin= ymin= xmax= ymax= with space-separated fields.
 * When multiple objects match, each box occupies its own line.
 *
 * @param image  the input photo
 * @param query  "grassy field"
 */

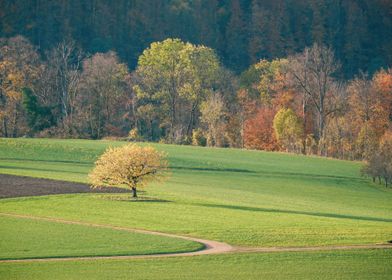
xmin=0 ymin=138 xmax=391 ymax=279
xmin=0 ymin=215 xmax=202 ymax=260
xmin=1 ymin=250 xmax=391 ymax=280
xmin=0 ymin=138 xmax=391 ymax=247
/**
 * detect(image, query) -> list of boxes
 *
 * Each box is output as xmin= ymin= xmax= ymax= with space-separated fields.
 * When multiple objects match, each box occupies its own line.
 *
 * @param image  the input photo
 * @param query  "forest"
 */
xmin=0 ymin=1 xmax=391 ymax=181
xmin=1 ymin=0 xmax=392 ymax=77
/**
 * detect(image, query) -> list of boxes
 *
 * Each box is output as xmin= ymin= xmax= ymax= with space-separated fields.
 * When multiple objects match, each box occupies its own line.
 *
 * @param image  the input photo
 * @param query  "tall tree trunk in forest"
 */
xmin=11 ymin=107 xmax=18 ymax=137
xmin=2 ymin=118 xmax=8 ymax=138
xmin=186 ymin=102 xmax=198 ymax=138
xmin=302 ymin=98 xmax=307 ymax=154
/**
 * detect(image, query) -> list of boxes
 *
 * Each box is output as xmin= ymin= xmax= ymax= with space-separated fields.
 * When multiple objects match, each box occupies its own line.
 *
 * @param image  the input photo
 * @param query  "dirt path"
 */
xmin=0 ymin=212 xmax=391 ymax=263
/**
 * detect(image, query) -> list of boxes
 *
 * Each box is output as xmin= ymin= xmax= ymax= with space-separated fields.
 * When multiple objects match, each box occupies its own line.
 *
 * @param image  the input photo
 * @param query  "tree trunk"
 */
xmin=12 ymin=108 xmax=18 ymax=137
xmin=131 ymin=187 xmax=137 ymax=198
xmin=319 ymin=111 xmax=324 ymax=142
xmin=3 ymin=118 xmax=8 ymax=137
xmin=302 ymin=98 xmax=307 ymax=155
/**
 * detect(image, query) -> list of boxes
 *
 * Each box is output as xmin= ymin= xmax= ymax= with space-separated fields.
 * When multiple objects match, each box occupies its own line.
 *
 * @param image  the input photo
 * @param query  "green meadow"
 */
xmin=0 ymin=215 xmax=202 ymax=260
xmin=0 ymin=138 xmax=391 ymax=279
xmin=2 ymin=250 xmax=392 ymax=280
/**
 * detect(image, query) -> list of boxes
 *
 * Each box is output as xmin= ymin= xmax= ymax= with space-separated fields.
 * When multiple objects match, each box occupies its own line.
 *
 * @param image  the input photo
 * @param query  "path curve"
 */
xmin=0 ymin=212 xmax=233 ymax=263
xmin=0 ymin=212 xmax=391 ymax=263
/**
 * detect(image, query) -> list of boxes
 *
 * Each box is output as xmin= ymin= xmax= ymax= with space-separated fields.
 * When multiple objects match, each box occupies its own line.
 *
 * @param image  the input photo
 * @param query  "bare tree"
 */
xmin=287 ymin=44 xmax=344 ymax=146
xmin=78 ymin=51 xmax=129 ymax=138
xmin=46 ymin=41 xmax=83 ymax=133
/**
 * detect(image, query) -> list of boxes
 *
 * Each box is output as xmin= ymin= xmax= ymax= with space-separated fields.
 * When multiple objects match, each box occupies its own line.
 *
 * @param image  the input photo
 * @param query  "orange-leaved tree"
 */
xmin=244 ymin=107 xmax=278 ymax=151
xmin=89 ymin=144 xmax=168 ymax=199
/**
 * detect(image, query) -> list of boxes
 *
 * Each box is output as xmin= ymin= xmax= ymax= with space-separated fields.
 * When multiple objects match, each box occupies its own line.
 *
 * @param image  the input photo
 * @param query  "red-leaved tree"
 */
xmin=244 ymin=107 xmax=278 ymax=151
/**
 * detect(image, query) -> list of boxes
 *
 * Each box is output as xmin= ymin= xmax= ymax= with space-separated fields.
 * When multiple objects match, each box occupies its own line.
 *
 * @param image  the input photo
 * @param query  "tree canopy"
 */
xmin=133 ymin=38 xmax=222 ymax=143
xmin=89 ymin=144 xmax=168 ymax=198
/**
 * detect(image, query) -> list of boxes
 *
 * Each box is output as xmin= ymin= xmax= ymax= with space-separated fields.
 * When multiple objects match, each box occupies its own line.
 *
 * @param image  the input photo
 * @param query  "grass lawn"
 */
xmin=0 ymin=215 xmax=202 ymax=260
xmin=0 ymin=138 xmax=391 ymax=279
xmin=1 ymin=250 xmax=391 ymax=280
xmin=0 ymin=138 xmax=391 ymax=247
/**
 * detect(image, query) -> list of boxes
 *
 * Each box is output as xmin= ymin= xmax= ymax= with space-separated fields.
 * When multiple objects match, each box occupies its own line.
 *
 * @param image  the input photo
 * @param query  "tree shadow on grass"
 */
xmin=170 ymin=166 xmax=255 ymax=173
xmin=195 ymin=203 xmax=392 ymax=223
xmin=0 ymin=157 xmax=92 ymax=165
xmin=0 ymin=165 xmax=87 ymax=174
xmin=100 ymin=194 xmax=171 ymax=203
xmin=170 ymin=165 xmax=365 ymax=182
xmin=248 ymin=170 xmax=366 ymax=182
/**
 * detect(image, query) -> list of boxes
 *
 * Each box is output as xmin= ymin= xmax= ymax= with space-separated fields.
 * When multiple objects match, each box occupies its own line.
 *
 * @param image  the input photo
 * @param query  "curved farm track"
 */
xmin=0 ymin=174 xmax=391 ymax=263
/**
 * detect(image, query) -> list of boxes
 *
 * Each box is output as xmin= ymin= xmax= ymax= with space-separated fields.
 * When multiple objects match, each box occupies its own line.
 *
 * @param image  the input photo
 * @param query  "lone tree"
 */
xmin=89 ymin=144 xmax=168 ymax=198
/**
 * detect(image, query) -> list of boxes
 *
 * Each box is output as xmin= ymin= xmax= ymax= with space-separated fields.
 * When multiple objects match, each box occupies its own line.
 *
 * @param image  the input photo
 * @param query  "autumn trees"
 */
xmin=1 ymin=4 xmax=390 ymax=186
xmin=0 ymin=35 xmax=391 ymax=172
xmin=325 ymin=69 xmax=392 ymax=160
xmin=0 ymin=36 xmax=234 ymax=144
xmin=89 ymin=144 xmax=168 ymax=198
xmin=0 ymin=37 xmax=132 ymax=138
xmin=78 ymin=52 xmax=129 ymax=138
xmin=133 ymin=38 xmax=225 ymax=144
xmin=237 ymin=43 xmax=391 ymax=161
xmin=0 ymin=36 xmax=40 ymax=137
xmin=286 ymin=44 xmax=345 ymax=154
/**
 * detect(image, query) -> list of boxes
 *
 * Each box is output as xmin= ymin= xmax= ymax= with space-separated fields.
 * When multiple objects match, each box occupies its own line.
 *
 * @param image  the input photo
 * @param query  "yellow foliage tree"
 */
xmin=273 ymin=108 xmax=303 ymax=153
xmin=89 ymin=144 xmax=168 ymax=198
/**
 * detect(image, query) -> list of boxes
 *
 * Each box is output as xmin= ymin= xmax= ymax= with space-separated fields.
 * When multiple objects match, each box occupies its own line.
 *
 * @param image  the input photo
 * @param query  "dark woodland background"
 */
xmin=1 ymin=0 xmax=391 ymax=77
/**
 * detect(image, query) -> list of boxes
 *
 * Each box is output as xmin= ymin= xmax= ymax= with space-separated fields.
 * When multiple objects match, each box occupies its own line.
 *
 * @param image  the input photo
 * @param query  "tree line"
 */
xmin=0 ymin=36 xmax=391 ymax=185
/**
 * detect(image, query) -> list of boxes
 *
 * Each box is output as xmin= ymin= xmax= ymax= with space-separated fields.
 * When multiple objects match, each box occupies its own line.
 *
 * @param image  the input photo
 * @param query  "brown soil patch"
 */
xmin=0 ymin=174 xmax=130 ymax=199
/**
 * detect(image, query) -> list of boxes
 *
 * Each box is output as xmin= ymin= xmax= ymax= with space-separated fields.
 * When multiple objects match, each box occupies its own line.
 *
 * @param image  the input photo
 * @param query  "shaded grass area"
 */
xmin=1 ymin=250 xmax=391 ymax=280
xmin=0 ymin=215 xmax=202 ymax=260
xmin=195 ymin=203 xmax=392 ymax=223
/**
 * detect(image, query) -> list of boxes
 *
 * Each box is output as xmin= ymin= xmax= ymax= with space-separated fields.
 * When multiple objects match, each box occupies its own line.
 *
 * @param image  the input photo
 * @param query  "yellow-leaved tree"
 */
xmin=89 ymin=144 xmax=168 ymax=199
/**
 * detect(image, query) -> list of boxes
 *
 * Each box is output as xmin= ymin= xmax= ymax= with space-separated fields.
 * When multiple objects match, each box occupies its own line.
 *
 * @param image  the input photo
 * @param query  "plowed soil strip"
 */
xmin=0 ymin=174 xmax=130 ymax=198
